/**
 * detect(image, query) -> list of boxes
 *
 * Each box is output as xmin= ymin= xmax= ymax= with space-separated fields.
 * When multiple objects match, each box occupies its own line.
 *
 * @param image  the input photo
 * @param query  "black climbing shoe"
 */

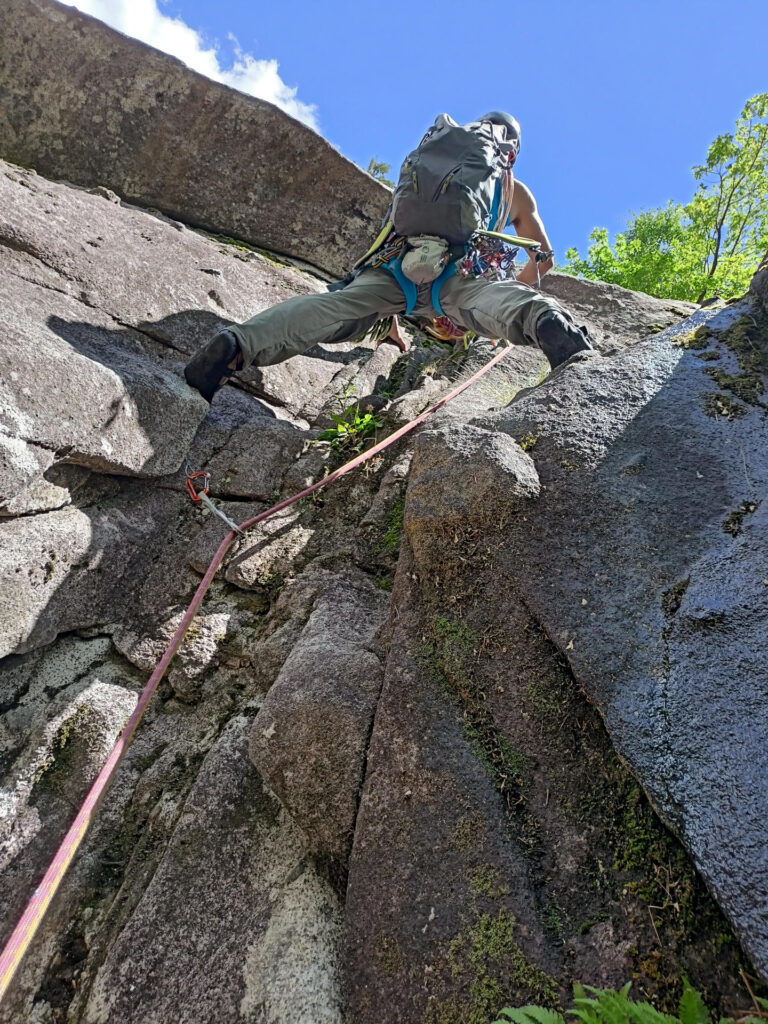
xmin=184 ymin=329 xmax=243 ymax=403
xmin=534 ymin=310 xmax=593 ymax=369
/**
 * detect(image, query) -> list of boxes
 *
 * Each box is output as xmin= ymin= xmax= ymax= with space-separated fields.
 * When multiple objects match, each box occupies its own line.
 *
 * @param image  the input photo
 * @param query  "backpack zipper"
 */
xmin=433 ymin=166 xmax=460 ymax=200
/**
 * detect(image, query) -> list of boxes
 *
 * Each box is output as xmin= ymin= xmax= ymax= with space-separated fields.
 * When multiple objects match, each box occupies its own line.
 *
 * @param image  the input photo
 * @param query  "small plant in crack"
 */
xmin=315 ymin=381 xmax=383 ymax=455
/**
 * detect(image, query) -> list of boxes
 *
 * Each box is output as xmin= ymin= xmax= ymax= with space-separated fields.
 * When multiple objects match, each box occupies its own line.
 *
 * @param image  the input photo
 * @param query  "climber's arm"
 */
xmin=510 ymin=180 xmax=554 ymax=286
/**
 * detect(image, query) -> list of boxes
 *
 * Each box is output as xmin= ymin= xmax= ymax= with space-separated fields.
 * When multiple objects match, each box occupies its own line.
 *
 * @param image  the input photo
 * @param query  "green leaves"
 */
xmin=677 ymin=978 xmax=711 ymax=1024
xmin=496 ymin=1006 xmax=565 ymax=1024
xmin=564 ymin=93 xmax=768 ymax=303
xmin=316 ymin=407 xmax=382 ymax=453
xmin=315 ymin=381 xmax=383 ymax=455
xmin=366 ymin=158 xmax=395 ymax=189
xmin=491 ymin=976 xmax=768 ymax=1024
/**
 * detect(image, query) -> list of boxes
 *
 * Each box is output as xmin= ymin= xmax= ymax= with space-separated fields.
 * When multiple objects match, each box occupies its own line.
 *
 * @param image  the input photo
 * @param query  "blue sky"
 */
xmin=72 ymin=0 xmax=767 ymax=260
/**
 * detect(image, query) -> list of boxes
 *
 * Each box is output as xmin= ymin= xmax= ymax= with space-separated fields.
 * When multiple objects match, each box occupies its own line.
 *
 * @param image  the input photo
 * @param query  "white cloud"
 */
xmin=69 ymin=0 xmax=319 ymax=129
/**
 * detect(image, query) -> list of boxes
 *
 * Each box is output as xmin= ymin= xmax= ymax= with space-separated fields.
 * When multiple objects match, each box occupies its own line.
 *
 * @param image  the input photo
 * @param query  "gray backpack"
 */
xmin=390 ymin=114 xmax=516 ymax=245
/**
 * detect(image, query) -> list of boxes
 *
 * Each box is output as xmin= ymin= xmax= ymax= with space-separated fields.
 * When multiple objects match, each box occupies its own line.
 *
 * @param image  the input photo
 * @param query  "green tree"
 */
xmin=366 ymin=158 xmax=395 ymax=189
xmin=564 ymin=93 xmax=768 ymax=302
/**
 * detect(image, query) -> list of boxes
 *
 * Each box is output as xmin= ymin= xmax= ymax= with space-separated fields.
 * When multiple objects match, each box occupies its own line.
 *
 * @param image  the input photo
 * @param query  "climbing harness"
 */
xmin=0 ymin=341 xmax=520 ymax=1003
xmin=184 ymin=460 xmax=246 ymax=538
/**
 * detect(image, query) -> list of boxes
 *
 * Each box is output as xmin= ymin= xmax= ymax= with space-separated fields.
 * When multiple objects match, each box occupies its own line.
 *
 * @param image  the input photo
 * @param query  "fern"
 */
xmin=496 ymin=1008 xmax=564 ymax=1024
xmin=678 ymin=979 xmax=712 ymax=1024
xmin=493 ymin=980 xmax=767 ymax=1024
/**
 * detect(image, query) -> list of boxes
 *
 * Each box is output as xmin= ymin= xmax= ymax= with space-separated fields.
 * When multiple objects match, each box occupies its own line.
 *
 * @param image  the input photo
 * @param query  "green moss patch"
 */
xmin=661 ymin=579 xmax=690 ymax=618
xmin=705 ymin=366 xmax=764 ymax=404
xmin=378 ymin=499 xmax=405 ymax=553
xmin=703 ymin=311 xmax=768 ymax=410
xmin=704 ymin=393 xmax=748 ymax=419
xmin=424 ymin=613 xmax=538 ymax=849
xmin=447 ymin=910 xmax=560 ymax=1022
xmin=673 ymin=326 xmax=712 ymax=350
xmin=469 ymin=864 xmax=511 ymax=900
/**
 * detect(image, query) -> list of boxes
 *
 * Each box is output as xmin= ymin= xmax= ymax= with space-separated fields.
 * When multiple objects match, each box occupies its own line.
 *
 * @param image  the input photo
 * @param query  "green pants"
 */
xmin=230 ymin=268 xmax=565 ymax=368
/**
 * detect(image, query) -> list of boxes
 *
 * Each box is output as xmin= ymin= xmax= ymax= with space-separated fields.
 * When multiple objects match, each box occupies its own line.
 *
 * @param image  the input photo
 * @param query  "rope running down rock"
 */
xmin=0 ymin=341 xmax=518 ymax=1001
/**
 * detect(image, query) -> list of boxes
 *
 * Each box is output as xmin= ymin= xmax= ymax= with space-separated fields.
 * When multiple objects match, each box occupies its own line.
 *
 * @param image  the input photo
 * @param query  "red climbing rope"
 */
xmin=0 ymin=342 xmax=516 ymax=1000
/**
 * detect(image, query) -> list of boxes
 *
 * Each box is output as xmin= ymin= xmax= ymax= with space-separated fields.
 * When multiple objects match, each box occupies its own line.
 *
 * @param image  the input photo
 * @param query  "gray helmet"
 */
xmin=479 ymin=111 xmax=521 ymax=161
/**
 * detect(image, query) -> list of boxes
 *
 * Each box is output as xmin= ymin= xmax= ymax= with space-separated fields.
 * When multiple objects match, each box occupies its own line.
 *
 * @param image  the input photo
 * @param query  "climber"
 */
xmin=184 ymin=112 xmax=592 ymax=403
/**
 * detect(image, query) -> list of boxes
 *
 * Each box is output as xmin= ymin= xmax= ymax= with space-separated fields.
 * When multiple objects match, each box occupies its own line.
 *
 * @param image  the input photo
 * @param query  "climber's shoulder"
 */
xmin=509 ymin=179 xmax=538 ymax=218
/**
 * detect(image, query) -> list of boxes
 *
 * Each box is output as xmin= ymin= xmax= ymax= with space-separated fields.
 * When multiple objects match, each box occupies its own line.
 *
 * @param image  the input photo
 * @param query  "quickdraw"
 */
xmin=463 ymin=231 xmax=555 ymax=287
xmin=457 ymin=234 xmax=520 ymax=282
xmin=185 ymin=462 xmax=245 ymax=537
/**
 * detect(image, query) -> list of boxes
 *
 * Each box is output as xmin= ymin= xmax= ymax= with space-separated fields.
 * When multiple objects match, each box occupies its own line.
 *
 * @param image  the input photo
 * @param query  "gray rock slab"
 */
xmin=346 ymin=549 xmax=556 ymax=1022
xmin=0 ymin=272 xmax=208 ymax=493
xmin=1 ymin=159 xmax=376 ymax=430
xmin=79 ymin=716 xmax=347 ymax=1024
xmin=224 ymin=508 xmax=315 ymax=591
xmin=0 ymin=640 xmax=140 ymax=948
xmin=0 ymin=0 xmax=389 ymax=277
xmin=0 ymin=485 xmax=194 ymax=659
xmin=249 ymin=568 xmax=389 ymax=862
xmin=186 ymin=500 xmax=266 ymax=575
xmin=244 ymin=569 xmax=331 ymax=692
xmin=406 ymin=421 xmax=539 ymax=568
xmin=0 ymin=159 xmax=324 ymax=358
xmin=476 ymin=301 xmax=768 ymax=978
xmin=186 ymin=499 xmax=314 ymax=591
xmin=204 ymin=419 xmax=315 ymax=500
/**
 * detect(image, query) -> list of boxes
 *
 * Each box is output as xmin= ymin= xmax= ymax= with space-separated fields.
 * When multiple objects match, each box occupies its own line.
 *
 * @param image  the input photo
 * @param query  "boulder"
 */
xmin=0 ymin=0 xmax=389 ymax=276
xmin=405 ymin=421 xmax=540 ymax=567
xmin=0 ymin=271 xmax=208 ymax=492
xmin=0 ymin=484 xmax=197 ymax=659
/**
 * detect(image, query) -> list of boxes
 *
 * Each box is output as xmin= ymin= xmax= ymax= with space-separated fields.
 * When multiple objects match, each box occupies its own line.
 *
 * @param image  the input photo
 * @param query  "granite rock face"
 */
xmin=541 ymin=271 xmax=696 ymax=350
xmin=249 ymin=567 xmax=389 ymax=863
xmin=1 ymin=146 xmax=767 ymax=1024
xmin=474 ymin=301 xmax=768 ymax=977
xmin=751 ymin=248 xmax=768 ymax=306
xmin=78 ymin=717 xmax=347 ymax=1024
xmin=0 ymin=0 xmax=389 ymax=276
